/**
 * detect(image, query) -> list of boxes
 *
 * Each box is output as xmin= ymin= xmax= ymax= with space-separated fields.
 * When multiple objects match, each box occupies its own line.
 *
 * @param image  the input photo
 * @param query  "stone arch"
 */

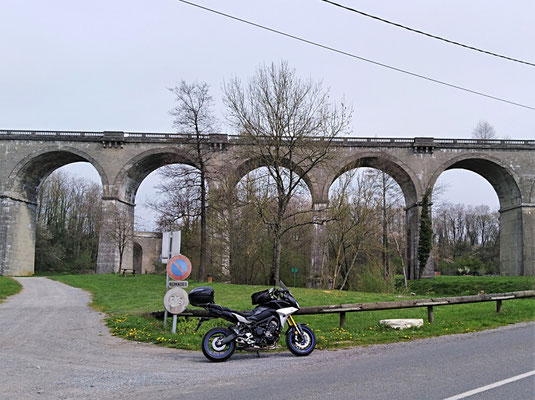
xmin=317 ymin=152 xmax=423 ymax=281
xmin=114 ymin=148 xmax=198 ymax=204
xmin=131 ymin=231 xmax=162 ymax=274
xmin=325 ymin=152 xmax=421 ymax=207
xmin=1 ymin=146 xmax=107 ymax=276
xmin=428 ymin=153 xmax=522 ymax=209
xmin=98 ymin=148 xmax=199 ymax=275
xmin=230 ymin=156 xmax=315 ymax=200
xmin=428 ymin=153 xmax=524 ymax=275
xmin=133 ymin=241 xmax=143 ymax=273
xmin=6 ymin=146 xmax=108 ymax=203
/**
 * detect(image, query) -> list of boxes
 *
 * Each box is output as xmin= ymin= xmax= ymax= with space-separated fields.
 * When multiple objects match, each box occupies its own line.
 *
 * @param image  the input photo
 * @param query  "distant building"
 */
xmin=133 ymin=231 xmax=162 ymax=274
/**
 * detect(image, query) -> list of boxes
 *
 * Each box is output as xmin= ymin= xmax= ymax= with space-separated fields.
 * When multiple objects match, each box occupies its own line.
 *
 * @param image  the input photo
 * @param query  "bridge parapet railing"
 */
xmin=0 ymin=129 xmax=105 ymax=140
xmin=434 ymin=138 xmax=535 ymax=146
xmin=1 ymin=130 xmax=534 ymax=149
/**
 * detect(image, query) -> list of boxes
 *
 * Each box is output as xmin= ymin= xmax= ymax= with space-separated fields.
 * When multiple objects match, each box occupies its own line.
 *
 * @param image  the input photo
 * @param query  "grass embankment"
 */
xmin=0 ymin=276 xmax=23 ymax=303
xmin=50 ymin=274 xmax=535 ymax=350
xmin=402 ymin=275 xmax=535 ymax=296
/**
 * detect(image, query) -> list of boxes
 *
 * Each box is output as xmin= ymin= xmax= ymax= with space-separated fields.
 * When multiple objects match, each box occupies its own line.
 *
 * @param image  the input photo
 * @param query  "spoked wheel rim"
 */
xmin=206 ymin=331 xmax=233 ymax=357
xmin=210 ymin=335 xmax=227 ymax=352
xmin=293 ymin=331 xmax=312 ymax=350
xmin=286 ymin=326 xmax=315 ymax=356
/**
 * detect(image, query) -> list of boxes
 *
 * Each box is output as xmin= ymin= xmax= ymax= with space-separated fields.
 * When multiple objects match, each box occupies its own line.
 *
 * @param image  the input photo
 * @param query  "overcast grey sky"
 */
xmin=2 ymin=0 xmax=533 ymax=227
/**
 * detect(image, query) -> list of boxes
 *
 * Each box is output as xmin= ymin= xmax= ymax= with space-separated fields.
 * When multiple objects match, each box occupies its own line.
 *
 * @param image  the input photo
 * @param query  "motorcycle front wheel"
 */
xmin=286 ymin=325 xmax=316 ymax=356
xmin=202 ymin=327 xmax=236 ymax=362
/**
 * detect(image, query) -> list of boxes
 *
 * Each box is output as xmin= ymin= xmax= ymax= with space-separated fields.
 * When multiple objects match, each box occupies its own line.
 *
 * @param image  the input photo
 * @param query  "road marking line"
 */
xmin=443 ymin=370 xmax=535 ymax=400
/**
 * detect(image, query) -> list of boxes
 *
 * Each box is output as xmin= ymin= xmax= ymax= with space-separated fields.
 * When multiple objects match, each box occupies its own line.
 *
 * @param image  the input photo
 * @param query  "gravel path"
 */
xmin=1 ymin=277 xmax=533 ymax=400
xmin=0 ymin=277 xmax=338 ymax=399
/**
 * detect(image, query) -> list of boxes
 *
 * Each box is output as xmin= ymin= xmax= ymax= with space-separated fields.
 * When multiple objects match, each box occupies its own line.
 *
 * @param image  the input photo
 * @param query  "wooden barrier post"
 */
xmin=339 ymin=312 xmax=346 ymax=327
xmin=496 ymin=300 xmax=502 ymax=313
xmin=427 ymin=306 xmax=434 ymax=323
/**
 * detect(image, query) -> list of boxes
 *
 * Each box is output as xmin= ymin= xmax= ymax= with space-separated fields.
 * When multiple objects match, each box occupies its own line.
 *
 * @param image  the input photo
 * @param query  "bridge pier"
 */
xmin=96 ymin=198 xmax=134 ymax=274
xmin=499 ymin=206 xmax=525 ymax=275
xmin=521 ymin=205 xmax=535 ymax=276
xmin=206 ymin=177 xmax=231 ymax=281
xmin=308 ymin=202 xmax=328 ymax=288
xmin=405 ymin=202 xmax=434 ymax=280
xmin=406 ymin=205 xmax=419 ymax=280
xmin=0 ymin=195 xmax=37 ymax=276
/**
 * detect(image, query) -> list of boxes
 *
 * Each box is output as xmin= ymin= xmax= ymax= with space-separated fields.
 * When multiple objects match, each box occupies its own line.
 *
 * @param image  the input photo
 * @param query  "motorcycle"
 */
xmin=188 ymin=281 xmax=316 ymax=362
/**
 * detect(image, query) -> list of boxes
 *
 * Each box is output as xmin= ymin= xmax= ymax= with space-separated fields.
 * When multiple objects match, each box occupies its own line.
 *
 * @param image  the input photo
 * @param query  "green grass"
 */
xmin=49 ymin=274 xmax=535 ymax=351
xmin=0 ymin=276 xmax=23 ymax=303
xmin=400 ymin=275 xmax=535 ymax=296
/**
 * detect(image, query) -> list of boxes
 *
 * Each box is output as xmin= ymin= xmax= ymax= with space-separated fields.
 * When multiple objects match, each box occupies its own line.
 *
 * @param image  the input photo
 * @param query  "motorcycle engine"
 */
xmin=254 ymin=318 xmax=280 ymax=345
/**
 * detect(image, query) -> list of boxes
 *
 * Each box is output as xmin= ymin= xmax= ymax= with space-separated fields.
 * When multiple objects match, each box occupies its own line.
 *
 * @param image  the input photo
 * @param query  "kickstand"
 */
xmin=256 ymin=351 xmax=260 ymax=358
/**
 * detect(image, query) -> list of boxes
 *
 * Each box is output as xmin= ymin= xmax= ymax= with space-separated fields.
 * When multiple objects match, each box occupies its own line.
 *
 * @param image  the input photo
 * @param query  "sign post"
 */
xmin=291 ymin=267 xmax=298 ymax=287
xmin=163 ymin=287 xmax=189 ymax=333
xmin=161 ymin=231 xmax=181 ymax=329
xmin=161 ymin=231 xmax=181 ymax=264
xmin=164 ymin=254 xmax=192 ymax=333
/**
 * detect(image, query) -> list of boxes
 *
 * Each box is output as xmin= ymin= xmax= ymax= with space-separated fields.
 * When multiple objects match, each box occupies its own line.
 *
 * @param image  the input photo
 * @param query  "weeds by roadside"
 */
xmin=0 ymin=277 xmax=22 ymax=303
xmin=49 ymin=274 xmax=535 ymax=351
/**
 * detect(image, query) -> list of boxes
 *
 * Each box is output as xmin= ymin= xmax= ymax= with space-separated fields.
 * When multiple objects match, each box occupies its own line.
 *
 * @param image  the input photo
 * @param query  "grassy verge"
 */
xmin=0 ymin=276 xmax=23 ymax=303
xmin=400 ymin=275 xmax=535 ymax=296
xmin=50 ymin=274 xmax=535 ymax=350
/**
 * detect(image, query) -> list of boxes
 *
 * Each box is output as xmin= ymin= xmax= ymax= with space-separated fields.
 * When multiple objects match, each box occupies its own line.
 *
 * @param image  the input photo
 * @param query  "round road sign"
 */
xmin=163 ymin=287 xmax=189 ymax=314
xmin=166 ymin=255 xmax=192 ymax=281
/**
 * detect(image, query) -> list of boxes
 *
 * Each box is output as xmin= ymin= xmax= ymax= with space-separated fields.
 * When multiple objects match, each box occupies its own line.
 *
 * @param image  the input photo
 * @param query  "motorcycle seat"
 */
xmin=207 ymin=304 xmax=253 ymax=317
xmin=219 ymin=306 xmax=252 ymax=315
xmin=232 ymin=310 xmax=254 ymax=317
xmin=247 ymin=309 xmax=274 ymax=322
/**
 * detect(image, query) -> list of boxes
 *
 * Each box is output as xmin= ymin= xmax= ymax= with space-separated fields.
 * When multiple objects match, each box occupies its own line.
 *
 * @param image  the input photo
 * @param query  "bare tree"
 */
xmin=432 ymin=202 xmax=500 ymax=273
xmin=472 ymin=120 xmax=497 ymax=139
xmin=327 ymin=170 xmax=380 ymax=290
xmin=109 ymin=208 xmax=133 ymax=274
xmin=148 ymin=165 xmax=201 ymax=231
xmin=364 ymin=168 xmax=404 ymax=280
xmin=168 ymin=81 xmax=216 ymax=281
xmin=223 ymin=61 xmax=352 ymax=285
xmin=36 ymin=171 xmax=102 ymax=273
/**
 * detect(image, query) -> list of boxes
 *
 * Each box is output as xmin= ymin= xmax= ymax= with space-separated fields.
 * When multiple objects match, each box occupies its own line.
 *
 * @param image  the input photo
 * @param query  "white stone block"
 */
xmin=379 ymin=319 xmax=424 ymax=329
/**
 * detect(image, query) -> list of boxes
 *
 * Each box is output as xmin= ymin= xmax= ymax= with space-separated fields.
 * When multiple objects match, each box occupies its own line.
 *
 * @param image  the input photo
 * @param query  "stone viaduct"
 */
xmin=1 ymin=130 xmax=534 ymax=282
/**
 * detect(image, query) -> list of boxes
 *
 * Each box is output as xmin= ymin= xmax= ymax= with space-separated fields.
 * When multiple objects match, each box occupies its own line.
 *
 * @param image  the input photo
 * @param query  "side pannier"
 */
xmin=251 ymin=289 xmax=272 ymax=305
xmin=189 ymin=286 xmax=214 ymax=306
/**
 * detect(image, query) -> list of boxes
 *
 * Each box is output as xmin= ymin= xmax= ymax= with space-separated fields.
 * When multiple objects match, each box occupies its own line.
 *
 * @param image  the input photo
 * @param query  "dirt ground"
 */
xmin=2 ymin=277 xmax=533 ymax=400
xmin=0 ymin=277 xmax=329 ymax=399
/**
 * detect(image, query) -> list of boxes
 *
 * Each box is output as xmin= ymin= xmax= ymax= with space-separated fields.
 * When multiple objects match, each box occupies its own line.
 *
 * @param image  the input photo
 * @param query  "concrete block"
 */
xmin=380 ymin=319 xmax=424 ymax=329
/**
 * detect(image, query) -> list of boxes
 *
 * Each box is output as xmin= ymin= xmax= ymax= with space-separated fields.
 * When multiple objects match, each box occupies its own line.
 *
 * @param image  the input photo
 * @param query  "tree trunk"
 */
xmin=270 ymin=232 xmax=281 ymax=285
xmin=382 ymin=173 xmax=389 ymax=280
xmin=118 ymin=250 xmax=123 ymax=274
xmin=198 ymin=165 xmax=207 ymax=281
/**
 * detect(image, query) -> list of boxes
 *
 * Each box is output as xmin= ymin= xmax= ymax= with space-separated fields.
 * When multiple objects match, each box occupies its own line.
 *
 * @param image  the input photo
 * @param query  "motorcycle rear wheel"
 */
xmin=202 ymin=327 xmax=236 ymax=362
xmin=286 ymin=325 xmax=316 ymax=356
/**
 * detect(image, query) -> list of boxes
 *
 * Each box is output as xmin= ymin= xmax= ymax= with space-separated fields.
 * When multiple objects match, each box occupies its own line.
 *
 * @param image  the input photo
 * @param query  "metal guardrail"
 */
xmin=1 ymin=129 xmax=534 ymax=149
xmin=177 ymin=290 xmax=535 ymax=327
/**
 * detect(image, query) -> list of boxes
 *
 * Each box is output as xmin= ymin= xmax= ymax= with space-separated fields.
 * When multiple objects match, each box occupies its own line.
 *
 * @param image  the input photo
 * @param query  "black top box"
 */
xmin=189 ymin=286 xmax=214 ymax=306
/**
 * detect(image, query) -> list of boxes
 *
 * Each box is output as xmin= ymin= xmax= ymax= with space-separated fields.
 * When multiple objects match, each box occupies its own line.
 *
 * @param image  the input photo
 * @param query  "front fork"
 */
xmin=287 ymin=315 xmax=304 ymax=337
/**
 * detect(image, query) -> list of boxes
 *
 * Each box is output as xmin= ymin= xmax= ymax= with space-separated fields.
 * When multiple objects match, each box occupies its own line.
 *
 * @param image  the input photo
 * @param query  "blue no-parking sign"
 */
xmin=166 ymin=255 xmax=192 ymax=281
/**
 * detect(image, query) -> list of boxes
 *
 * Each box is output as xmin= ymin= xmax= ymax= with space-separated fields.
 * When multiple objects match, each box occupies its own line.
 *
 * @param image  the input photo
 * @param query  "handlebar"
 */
xmin=270 ymin=287 xmax=290 ymax=299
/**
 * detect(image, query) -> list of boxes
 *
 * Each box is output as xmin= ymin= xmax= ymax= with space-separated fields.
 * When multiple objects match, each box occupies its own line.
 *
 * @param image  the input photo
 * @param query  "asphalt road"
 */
xmin=0 ymin=277 xmax=533 ymax=400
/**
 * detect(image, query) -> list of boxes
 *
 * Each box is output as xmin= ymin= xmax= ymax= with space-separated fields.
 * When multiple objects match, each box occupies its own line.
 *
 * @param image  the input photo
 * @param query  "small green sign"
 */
xmin=291 ymin=267 xmax=298 ymax=287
